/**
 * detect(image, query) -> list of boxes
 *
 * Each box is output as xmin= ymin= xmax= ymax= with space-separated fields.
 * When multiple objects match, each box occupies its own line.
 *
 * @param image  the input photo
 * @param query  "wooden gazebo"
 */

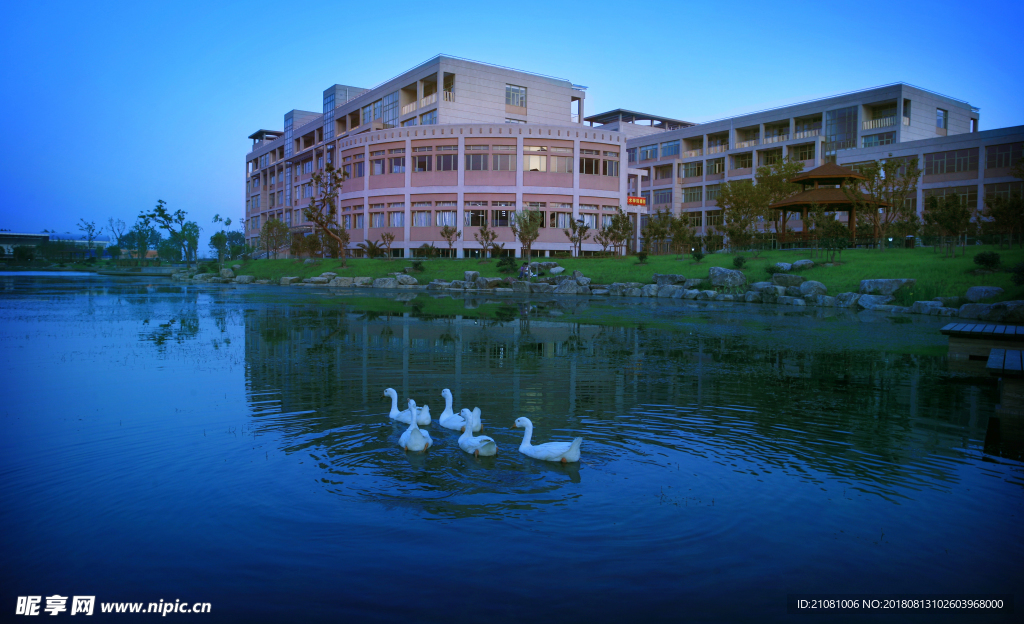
xmin=769 ymin=162 xmax=888 ymax=243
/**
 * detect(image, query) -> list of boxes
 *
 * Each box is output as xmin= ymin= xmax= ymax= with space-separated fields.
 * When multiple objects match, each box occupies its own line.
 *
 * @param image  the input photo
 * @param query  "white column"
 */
xmin=456 ymin=133 xmax=465 ymax=258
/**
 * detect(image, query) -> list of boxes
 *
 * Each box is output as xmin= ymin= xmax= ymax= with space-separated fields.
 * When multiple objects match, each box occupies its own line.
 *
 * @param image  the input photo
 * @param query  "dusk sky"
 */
xmin=2 ymin=0 xmax=1021 ymax=239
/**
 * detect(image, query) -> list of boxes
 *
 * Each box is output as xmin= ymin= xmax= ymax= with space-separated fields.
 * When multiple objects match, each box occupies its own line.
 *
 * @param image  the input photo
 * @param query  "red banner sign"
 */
xmin=627 ymin=196 xmax=646 ymax=206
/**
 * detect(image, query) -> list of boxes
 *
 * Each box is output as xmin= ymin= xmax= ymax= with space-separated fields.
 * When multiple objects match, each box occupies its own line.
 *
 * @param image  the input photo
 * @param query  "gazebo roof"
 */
xmin=789 ymin=162 xmax=866 ymax=184
xmin=769 ymin=187 xmax=889 ymax=210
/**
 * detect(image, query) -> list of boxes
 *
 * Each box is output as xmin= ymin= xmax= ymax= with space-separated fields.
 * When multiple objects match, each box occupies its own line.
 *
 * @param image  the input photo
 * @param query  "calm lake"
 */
xmin=1 ymin=273 xmax=1021 ymax=623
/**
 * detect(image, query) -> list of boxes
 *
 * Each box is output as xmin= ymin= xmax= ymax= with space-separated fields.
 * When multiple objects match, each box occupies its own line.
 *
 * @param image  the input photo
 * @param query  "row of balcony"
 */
xmin=399 ymin=91 xmax=455 ymax=116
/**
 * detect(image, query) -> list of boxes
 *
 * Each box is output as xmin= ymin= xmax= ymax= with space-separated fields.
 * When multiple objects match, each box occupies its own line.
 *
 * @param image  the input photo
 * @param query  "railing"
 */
xmin=863 ymin=116 xmax=896 ymax=130
xmin=571 ymin=114 xmax=580 ymax=123
xmin=793 ymin=129 xmax=821 ymax=139
xmin=762 ymin=134 xmax=789 ymax=144
xmin=902 ymin=116 xmax=911 ymax=126
xmin=706 ymin=144 xmax=729 ymax=154
xmin=682 ymin=149 xmax=703 ymax=158
xmin=735 ymin=139 xmax=758 ymax=148
xmin=443 ymin=91 xmax=455 ymax=102
xmin=421 ymin=93 xmax=437 ymax=108
xmin=401 ymin=102 xmax=417 ymax=116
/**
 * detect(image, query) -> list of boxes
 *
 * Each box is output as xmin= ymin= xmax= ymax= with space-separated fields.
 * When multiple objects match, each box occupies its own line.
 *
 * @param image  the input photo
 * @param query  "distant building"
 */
xmin=0 ymin=232 xmax=111 ymax=258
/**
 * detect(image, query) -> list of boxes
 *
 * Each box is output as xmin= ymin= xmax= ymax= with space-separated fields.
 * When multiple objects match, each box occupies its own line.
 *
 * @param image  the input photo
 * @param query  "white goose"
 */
xmin=399 ymin=401 xmax=432 ymax=452
xmin=458 ymin=409 xmax=497 ymax=457
xmin=383 ymin=388 xmax=430 ymax=426
xmin=438 ymin=389 xmax=481 ymax=432
xmin=513 ymin=417 xmax=583 ymax=463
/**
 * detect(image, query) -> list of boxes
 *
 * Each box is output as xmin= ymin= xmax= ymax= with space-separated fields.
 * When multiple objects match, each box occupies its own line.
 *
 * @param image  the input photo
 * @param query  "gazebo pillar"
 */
xmin=781 ymin=210 xmax=787 ymax=243
xmin=801 ymin=206 xmax=807 ymax=242
xmin=849 ymin=207 xmax=857 ymax=238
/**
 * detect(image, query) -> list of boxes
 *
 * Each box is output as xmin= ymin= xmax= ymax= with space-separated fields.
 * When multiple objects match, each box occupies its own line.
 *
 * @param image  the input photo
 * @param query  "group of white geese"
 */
xmin=382 ymin=388 xmax=583 ymax=463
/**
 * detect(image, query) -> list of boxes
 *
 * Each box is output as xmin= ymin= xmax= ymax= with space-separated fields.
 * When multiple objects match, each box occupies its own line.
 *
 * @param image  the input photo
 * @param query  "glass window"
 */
xmin=493 ymin=145 xmax=515 ymax=151
xmin=436 ymin=211 xmax=457 ymax=226
xmin=550 ymin=156 xmax=573 ymax=173
xmin=705 ymin=211 xmax=722 ymax=226
xmin=402 ymin=119 xmax=418 ymax=127
xmin=580 ymin=149 xmax=600 ymax=156
xmin=706 ymin=184 xmax=721 ymax=201
xmin=412 ymin=211 xmax=431 ymax=227
xmin=660 ymin=140 xmax=680 ymax=157
xmin=985 ymin=182 xmax=1024 ymax=201
xmin=524 ymin=146 xmax=547 ymax=152
xmin=552 ymin=146 xmax=573 ymax=154
xmin=355 ymin=214 xmax=364 ymax=229
xmin=370 ymin=159 xmax=385 ymax=175
xmin=683 ymin=187 xmax=702 ymax=203
xmin=924 ymin=148 xmax=979 ymax=175
xmin=389 ymin=157 xmax=406 ymax=174
xmin=413 ymin=155 xmax=432 ymax=172
xmin=342 ymin=215 xmax=351 ymax=229
xmin=382 ymin=91 xmax=399 ymax=129
xmin=734 ymin=153 xmax=753 ymax=169
xmin=687 ymin=212 xmax=702 ymax=227
xmin=465 ymin=210 xmax=488 ymax=226
xmin=436 ymin=145 xmax=457 ymax=151
xmin=655 ymin=165 xmax=673 ymax=180
xmin=549 ymin=212 xmax=573 ymax=229
xmin=581 ymin=213 xmax=597 ymax=228
xmin=491 ymin=210 xmax=511 ymax=227
xmin=603 ymin=160 xmax=619 ymax=177
xmin=370 ymin=150 xmax=385 ymax=157
xmin=639 ymin=144 xmax=658 ymax=160
xmin=353 ymin=162 xmax=364 ymax=178
xmin=580 ymin=157 xmax=600 ymax=175
xmin=862 ymin=132 xmax=896 ymax=148
xmin=505 ymin=118 xmax=526 ymax=124
xmin=825 ymin=105 xmax=858 ymax=156
xmin=389 ymin=148 xmax=405 ymax=154
xmin=492 ymin=154 xmax=516 ymax=171
xmin=420 ymin=110 xmax=437 ymax=125
xmin=986 ymin=143 xmax=1023 ymax=169
xmin=525 ymin=155 xmax=547 ymax=172
xmin=370 ymin=213 xmax=385 ymax=228
xmin=436 ymin=154 xmax=458 ymax=171
xmin=627 ymin=148 xmax=637 ymax=163
xmin=681 ymin=161 xmax=703 ymax=178
xmin=936 ymin=108 xmax=948 ymax=129
xmin=706 ymin=158 xmax=725 ymax=174
xmin=388 ymin=211 xmax=405 ymax=228
xmin=792 ymin=144 xmax=815 ymax=161
xmin=653 ymin=189 xmax=672 ymax=205
xmin=505 ymin=84 xmax=527 ymax=107
xmin=924 ymin=185 xmax=977 ymax=206
xmin=412 ymin=146 xmax=432 ymax=152
xmin=465 ymin=145 xmax=488 ymax=151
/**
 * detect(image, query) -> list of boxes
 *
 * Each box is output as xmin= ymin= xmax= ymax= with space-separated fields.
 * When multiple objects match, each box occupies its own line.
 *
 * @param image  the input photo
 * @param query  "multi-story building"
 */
xmin=244 ymin=55 xmax=634 ymax=258
xmin=589 ymin=84 xmax=1022 ymax=240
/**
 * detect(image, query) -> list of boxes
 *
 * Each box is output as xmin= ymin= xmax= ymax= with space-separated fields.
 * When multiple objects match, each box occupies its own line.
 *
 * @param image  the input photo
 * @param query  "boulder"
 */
xmin=591 ymin=288 xmax=610 ymax=296
xmin=554 ymin=280 xmax=579 ymax=295
xmin=911 ymin=300 xmax=942 ymax=315
xmin=683 ymin=278 xmax=703 ymax=289
xmin=714 ymin=294 xmax=736 ymax=301
xmin=708 ymin=266 xmax=746 ymax=288
xmin=750 ymin=281 xmax=774 ymax=292
xmin=609 ymin=282 xmax=643 ymax=296
xmin=372 ymin=277 xmax=398 ymax=289
xmin=785 ymin=286 xmax=802 ymax=298
xmin=640 ymin=284 xmax=659 ymax=297
xmin=927 ymin=306 xmax=958 ymax=317
xmin=464 ymin=270 xmax=480 ymax=283
xmin=980 ymin=300 xmax=1024 ymax=323
xmin=760 ymin=287 xmax=780 ymax=304
xmin=572 ymin=270 xmax=584 ymax=280
xmin=890 ymin=306 xmax=911 ymax=314
xmin=231 ymin=264 xmax=242 ymax=270
xmin=576 ymin=276 xmax=592 ymax=287
xmin=859 ymin=279 xmax=915 ymax=295
xmin=744 ymin=291 xmax=762 ymax=303
xmin=427 ymin=281 xmax=448 ymax=291
xmin=815 ymin=295 xmax=836 ymax=307
xmin=966 ymin=286 xmax=1004 ymax=302
xmin=774 ymin=262 xmax=793 ymax=272
xmin=329 ymin=277 xmax=354 ymax=287
xmin=777 ymin=296 xmax=806 ymax=306
xmin=683 ymin=289 xmax=701 ymax=300
xmin=353 ymin=277 xmax=373 ymax=286
xmin=396 ymin=274 xmax=419 ymax=286
xmin=220 ymin=268 xmax=235 ymax=279
xmin=835 ymin=292 xmax=861 ymax=308
xmin=512 ymin=280 xmax=530 ymax=293
xmin=280 ymin=276 xmax=301 ymax=286
xmin=549 ymin=267 xmax=565 ymax=275
xmin=320 ymin=272 xmax=337 ymax=279
xmin=933 ymin=296 xmax=961 ymax=307
xmin=771 ymin=273 xmax=805 ymax=288
xmin=657 ymin=285 xmax=681 ymax=298
xmin=303 ymin=258 xmax=316 ymax=265
xmin=309 ymin=277 xmax=330 ymax=284
xmin=483 ymin=277 xmax=505 ymax=289
xmin=958 ymin=303 xmax=990 ymax=320
xmin=447 ymin=280 xmax=466 ymax=289
xmin=653 ymin=274 xmax=687 ymax=286
xmin=799 ymin=281 xmax=827 ymax=297
xmin=530 ymin=283 xmax=555 ymax=293
xmin=625 ymin=288 xmax=642 ymax=297
xmin=792 ymin=259 xmax=814 ymax=270
xmin=578 ymin=286 xmax=592 ymax=296
xmin=857 ymin=294 xmax=895 ymax=310
xmin=255 ymin=279 xmax=270 ymax=285
xmin=700 ymin=290 xmax=717 ymax=300
xmin=539 ymin=262 xmax=559 ymax=270
xmin=671 ymin=288 xmax=687 ymax=299
xmin=234 ymin=275 xmax=255 ymax=284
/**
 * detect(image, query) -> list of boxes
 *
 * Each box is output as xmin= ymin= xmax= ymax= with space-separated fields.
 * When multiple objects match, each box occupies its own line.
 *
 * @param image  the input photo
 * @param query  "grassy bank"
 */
xmin=229 ymin=244 xmax=1024 ymax=303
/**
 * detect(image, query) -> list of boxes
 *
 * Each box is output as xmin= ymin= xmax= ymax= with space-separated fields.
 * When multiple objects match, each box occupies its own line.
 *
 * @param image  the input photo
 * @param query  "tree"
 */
xmin=106 ymin=245 xmax=121 ymax=260
xmin=209 ymin=231 xmax=228 ymax=266
xmin=563 ymin=217 xmax=591 ymax=257
xmin=181 ymin=222 xmax=200 ymax=265
xmin=357 ymin=239 xmax=385 ymax=258
xmin=753 ymin=157 xmax=805 ymax=236
xmin=668 ymin=212 xmax=695 ymax=257
xmin=127 ymin=217 xmax=160 ymax=264
xmin=157 ymin=239 xmax=182 ymax=262
xmin=380 ymin=231 xmax=396 ymax=258
xmin=818 ymin=216 xmax=850 ymax=263
xmin=473 ymin=220 xmax=498 ymax=258
xmin=924 ymin=194 xmax=972 ymax=258
xmin=258 ymin=218 xmax=290 ymax=259
xmin=77 ymin=219 xmax=99 ymax=256
xmin=145 ymin=199 xmax=193 ymax=266
xmin=439 ymin=225 xmax=461 ymax=256
xmin=13 ymin=246 xmax=34 ymax=262
xmin=640 ymin=211 xmax=670 ymax=254
xmin=608 ymin=207 xmax=634 ymax=255
xmin=302 ymin=162 xmax=351 ymax=266
xmin=716 ymin=179 xmax=760 ymax=251
xmin=107 ymin=218 xmax=127 ymax=248
xmin=843 ymin=156 xmax=922 ymax=252
xmin=510 ymin=210 xmax=543 ymax=261
xmin=226 ymin=230 xmax=249 ymax=260
xmin=594 ymin=227 xmax=614 ymax=253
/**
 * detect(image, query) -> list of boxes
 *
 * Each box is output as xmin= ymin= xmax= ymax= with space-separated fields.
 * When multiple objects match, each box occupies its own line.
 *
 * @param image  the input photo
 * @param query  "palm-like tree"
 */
xmin=356 ymin=240 xmax=385 ymax=259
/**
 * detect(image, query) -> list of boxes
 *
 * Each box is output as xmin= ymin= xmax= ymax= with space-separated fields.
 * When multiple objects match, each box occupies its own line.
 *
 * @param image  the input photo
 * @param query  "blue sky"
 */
xmin=1 ymin=0 xmax=1021 ymax=237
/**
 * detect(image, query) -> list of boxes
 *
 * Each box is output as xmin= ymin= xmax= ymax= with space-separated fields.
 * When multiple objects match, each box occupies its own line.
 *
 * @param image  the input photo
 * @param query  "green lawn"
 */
xmin=228 ymin=244 xmax=1024 ymax=303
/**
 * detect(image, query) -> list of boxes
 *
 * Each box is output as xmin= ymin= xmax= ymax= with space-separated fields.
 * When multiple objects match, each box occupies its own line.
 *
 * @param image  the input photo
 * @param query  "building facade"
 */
xmin=244 ymin=55 xmax=634 ymax=258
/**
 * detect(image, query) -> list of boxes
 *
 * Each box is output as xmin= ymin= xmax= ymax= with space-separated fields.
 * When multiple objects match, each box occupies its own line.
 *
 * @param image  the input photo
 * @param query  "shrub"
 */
xmin=733 ymin=256 xmax=746 ymax=268
xmin=765 ymin=265 xmax=783 ymax=275
xmin=974 ymin=251 xmax=1001 ymax=270
xmin=637 ymin=251 xmax=649 ymax=264
xmin=497 ymin=256 xmax=517 ymax=274
xmin=691 ymin=250 xmax=705 ymax=263
xmin=410 ymin=260 xmax=424 ymax=273
xmin=1012 ymin=262 xmax=1024 ymax=286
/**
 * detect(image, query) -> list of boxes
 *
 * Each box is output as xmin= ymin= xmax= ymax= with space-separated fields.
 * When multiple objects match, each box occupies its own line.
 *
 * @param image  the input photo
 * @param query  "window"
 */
xmin=734 ymin=153 xmax=753 ymax=169
xmin=550 ymin=202 xmax=572 ymax=210
xmin=705 ymin=211 xmax=722 ymax=226
xmin=436 ymin=145 xmax=457 ymax=151
xmin=687 ymin=213 xmax=702 ymax=227
xmin=465 ymin=210 xmax=488 ymax=226
xmin=986 ymin=143 xmax=1023 ymax=169
xmin=550 ymin=212 xmax=573 ymax=228
xmin=552 ymin=146 xmax=573 ymax=154
xmin=985 ymin=182 xmax=1024 ymax=201
xmin=354 ymin=153 xmax=364 ymax=159
xmin=660 ymin=140 xmax=680 ymax=157
xmin=653 ymin=189 xmax=672 ymax=205
xmin=412 ymin=201 xmax=432 ymax=207
xmin=654 ymin=165 xmax=672 ymax=180
xmin=420 ymin=110 xmax=437 ymax=125
xmin=343 ymin=164 xmax=352 ymax=178
xmin=862 ymin=132 xmax=895 ymax=148
xmin=580 ymin=157 xmax=600 ymax=175
xmin=370 ymin=213 xmax=385 ymax=228
xmin=491 ymin=145 xmax=514 ymax=152
xmin=903 ymin=99 xmax=911 ymax=123
xmin=388 ymin=212 xmax=405 ymax=228
xmin=525 ymin=202 xmax=546 ymax=209
xmin=492 ymin=154 xmax=516 ymax=171
xmin=580 ymin=149 xmax=600 ymax=156
xmin=382 ymin=91 xmax=399 ymax=129
xmin=936 ymin=108 xmax=948 ymax=129
xmin=639 ymin=144 xmax=658 ymax=160
xmin=550 ymin=156 xmax=573 ymax=173
xmin=683 ymin=187 xmax=702 ymax=203
xmin=601 ymin=215 xmax=614 ymax=228
xmin=361 ymin=104 xmax=372 ymax=125
xmin=705 ymin=158 xmax=725 ymax=175
xmin=505 ymin=118 xmax=526 ymax=124
xmin=466 ymin=144 xmax=488 ymax=151
xmin=342 ymin=215 xmax=351 ymax=229
xmin=370 ymin=203 xmax=385 ymax=210
xmin=389 ymin=148 xmax=405 ymax=154
xmin=412 ymin=211 xmax=431 ymax=227
xmin=924 ymin=148 xmax=979 ymax=175
xmin=706 ymin=184 xmax=721 ymax=201
xmin=525 ymin=155 xmax=547 ymax=172
xmin=355 ymin=214 xmax=364 ymax=229
xmin=760 ymin=149 xmax=782 ymax=166
xmin=413 ymin=155 xmax=432 ymax=172
xmin=465 ymin=153 xmax=488 ymax=171
xmin=681 ymin=161 xmax=703 ymax=178
xmin=602 ymin=205 xmax=618 ymax=211
xmin=924 ymin=185 xmax=978 ymax=207
xmin=412 ymin=146 xmax=432 ymax=152
xmin=436 ymin=211 xmax=457 ymax=226
xmin=370 ymin=159 xmax=385 ymax=175
xmin=318 ymin=156 xmax=324 ymax=169
xmin=303 ymin=161 xmax=314 ymax=174
xmin=491 ymin=210 xmax=511 ymax=226
xmin=353 ymin=162 xmax=364 ymax=178
xmin=402 ymin=119 xmax=418 ymax=127
xmin=581 ymin=213 xmax=597 ymax=228
xmin=269 ymin=193 xmax=275 ymax=208
xmin=627 ymin=148 xmax=637 ymax=163
xmin=437 ymin=154 xmax=458 ymax=171
xmin=524 ymin=146 xmax=547 ymax=152
xmin=389 ymin=202 xmax=405 ymax=209
xmin=792 ymin=144 xmax=816 ymax=161
xmin=825 ymin=105 xmax=858 ymax=156
xmin=465 ymin=201 xmax=488 ymax=206
xmin=505 ymin=84 xmax=527 ymax=107
xmin=284 ymin=211 xmax=291 ymax=226
xmin=603 ymin=160 xmax=619 ymax=176
xmin=389 ymin=157 xmax=406 ymax=174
